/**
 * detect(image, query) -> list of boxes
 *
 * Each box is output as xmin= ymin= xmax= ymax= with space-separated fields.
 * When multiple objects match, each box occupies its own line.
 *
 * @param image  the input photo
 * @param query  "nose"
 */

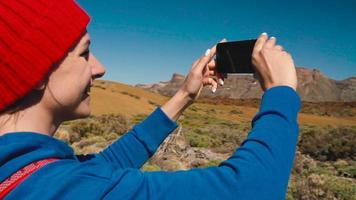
xmin=89 ymin=53 xmax=106 ymax=80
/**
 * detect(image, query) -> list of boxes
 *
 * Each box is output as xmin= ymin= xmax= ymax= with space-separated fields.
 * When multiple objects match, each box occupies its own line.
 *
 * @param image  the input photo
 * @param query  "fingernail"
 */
xmin=205 ymin=49 xmax=211 ymax=56
xmin=270 ymin=36 xmax=276 ymax=40
xmin=218 ymin=79 xmax=224 ymax=86
xmin=261 ymin=32 xmax=267 ymax=36
xmin=212 ymin=87 xmax=217 ymax=93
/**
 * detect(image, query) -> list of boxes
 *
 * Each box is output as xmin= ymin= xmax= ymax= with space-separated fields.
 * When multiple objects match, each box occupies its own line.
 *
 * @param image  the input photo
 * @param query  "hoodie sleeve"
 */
xmin=86 ymin=107 xmax=179 ymax=168
xmin=102 ymin=86 xmax=301 ymax=200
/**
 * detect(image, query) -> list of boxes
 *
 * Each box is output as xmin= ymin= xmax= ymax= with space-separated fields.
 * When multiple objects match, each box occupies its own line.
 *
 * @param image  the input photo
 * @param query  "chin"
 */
xmin=76 ymin=106 xmax=91 ymax=118
xmin=70 ymin=101 xmax=91 ymax=120
xmin=76 ymin=109 xmax=91 ymax=119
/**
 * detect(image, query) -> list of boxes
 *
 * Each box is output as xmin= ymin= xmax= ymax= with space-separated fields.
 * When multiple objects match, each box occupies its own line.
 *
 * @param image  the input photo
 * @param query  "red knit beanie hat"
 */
xmin=0 ymin=0 xmax=90 ymax=112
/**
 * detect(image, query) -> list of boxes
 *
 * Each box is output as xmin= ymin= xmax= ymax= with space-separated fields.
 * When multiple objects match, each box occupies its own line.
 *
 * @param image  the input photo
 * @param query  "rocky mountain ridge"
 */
xmin=136 ymin=67 xmax=356 ymax=102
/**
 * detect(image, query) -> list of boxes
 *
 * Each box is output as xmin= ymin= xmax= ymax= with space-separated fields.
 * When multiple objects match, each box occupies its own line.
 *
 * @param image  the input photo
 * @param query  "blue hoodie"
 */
xmin=0 ymin=86 xmax=301 ymax=200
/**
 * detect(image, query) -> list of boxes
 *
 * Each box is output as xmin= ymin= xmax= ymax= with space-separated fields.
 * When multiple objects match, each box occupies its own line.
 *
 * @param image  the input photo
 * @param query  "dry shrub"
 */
xmin=295 ymin=174 xmax=337 ymax=200
xmin=72 ymin=136 xmax=109 ymax=155
xmin=300 ymin=102 xmax=355 ymax=117
xmin=69 ymin=114 xmax=129 ymax=143
xmin=120 ymin=91 xmax=140 ymax=100
xmin=298 ymin=126 xmax=356 ymax=161
xmin=293 ymin=174 xmax=356 ymax=200
xmin=130 ymin=114 xmax=148 ymax=125
xmin=333 ymin=160 xmax=356 ymax=179
xmin=229 ymin=109 xmax=242 ymax=115
xmin=57 ymin=114 xmax=129 ymax=154
xmin=293 ymin=151 xmax=318 ymax=175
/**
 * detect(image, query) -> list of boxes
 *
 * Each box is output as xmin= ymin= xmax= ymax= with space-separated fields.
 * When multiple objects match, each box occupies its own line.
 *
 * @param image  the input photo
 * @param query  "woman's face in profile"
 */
xmin=41 ymin=32 xmax=106 ymax=121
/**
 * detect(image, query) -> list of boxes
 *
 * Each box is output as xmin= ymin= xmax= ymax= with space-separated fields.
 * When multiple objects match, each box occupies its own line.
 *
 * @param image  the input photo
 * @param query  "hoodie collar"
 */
xmin=0 ymin=132 xmax=75 ymax=182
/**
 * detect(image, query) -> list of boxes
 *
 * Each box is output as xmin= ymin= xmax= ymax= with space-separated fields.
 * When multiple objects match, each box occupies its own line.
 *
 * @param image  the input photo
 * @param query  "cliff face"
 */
xmin=136 ymin=67 xmax=356 ymax=102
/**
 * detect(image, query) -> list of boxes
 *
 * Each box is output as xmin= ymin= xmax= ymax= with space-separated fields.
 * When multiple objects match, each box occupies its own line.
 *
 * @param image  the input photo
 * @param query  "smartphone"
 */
xmin=216 ymin=39 xmax=256 ymax=74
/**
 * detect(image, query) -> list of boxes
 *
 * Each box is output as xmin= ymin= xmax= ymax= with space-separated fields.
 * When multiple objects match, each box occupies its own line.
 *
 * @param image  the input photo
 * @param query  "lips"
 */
xmin=85 ymin=85 xmax=91 ymax=94
xmin=82 ymin=84 xmax=92 ymax=99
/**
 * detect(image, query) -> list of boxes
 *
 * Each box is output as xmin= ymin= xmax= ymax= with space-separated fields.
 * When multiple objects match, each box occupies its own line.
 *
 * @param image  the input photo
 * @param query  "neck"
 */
xmin=0 ymin=105 xmax=62 ymax=137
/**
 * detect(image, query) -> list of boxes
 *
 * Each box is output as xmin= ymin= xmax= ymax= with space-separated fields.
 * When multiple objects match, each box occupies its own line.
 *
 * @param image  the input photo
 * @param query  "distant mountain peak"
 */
xmin=136 ymin=67 xmax=355 ymax=102
xmin=170 ymin=73 xmax=185 ymax=83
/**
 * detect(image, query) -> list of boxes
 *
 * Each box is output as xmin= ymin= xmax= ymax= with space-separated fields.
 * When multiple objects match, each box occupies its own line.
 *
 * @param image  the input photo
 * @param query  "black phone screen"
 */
xmin=216 ymin=39 xmax=256 ymax=74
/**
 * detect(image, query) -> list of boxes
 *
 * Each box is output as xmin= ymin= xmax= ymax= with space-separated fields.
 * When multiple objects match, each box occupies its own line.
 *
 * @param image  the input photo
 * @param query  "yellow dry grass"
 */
xmin=90 ymin=80 xmax=168 ymax=117
xmin=90 ymin=80 xmax=356 ymax=126
xmin=298 ymin=114 xmax=356 ymax=126
xmin=194 ymin=103 xmax=356 ymax=126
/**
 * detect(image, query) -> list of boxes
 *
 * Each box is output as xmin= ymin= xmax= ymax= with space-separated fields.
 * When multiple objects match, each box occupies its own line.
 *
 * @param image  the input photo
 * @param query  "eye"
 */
xmin=80 ymin=49 xmax=90 ymax=60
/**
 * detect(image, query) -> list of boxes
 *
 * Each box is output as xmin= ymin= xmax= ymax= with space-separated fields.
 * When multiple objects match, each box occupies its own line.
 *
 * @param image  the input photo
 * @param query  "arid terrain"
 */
xmin=55 ymin=74 xmax=355 ymax=200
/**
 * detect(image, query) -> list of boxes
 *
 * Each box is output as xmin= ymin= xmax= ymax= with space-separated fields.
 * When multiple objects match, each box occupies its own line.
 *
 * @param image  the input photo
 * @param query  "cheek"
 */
xmin=47 ymin=62 xmax=91 ymax=107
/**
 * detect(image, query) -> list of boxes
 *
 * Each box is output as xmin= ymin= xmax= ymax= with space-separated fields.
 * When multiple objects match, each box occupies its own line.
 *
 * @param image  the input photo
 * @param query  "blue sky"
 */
xmin=77 ymin=0 xmax=356 ymax=85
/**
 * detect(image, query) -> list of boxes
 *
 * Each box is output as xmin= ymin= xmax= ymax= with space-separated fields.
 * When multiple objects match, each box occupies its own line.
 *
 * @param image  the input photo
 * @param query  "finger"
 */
xmin=194 ymin=38 xmax=227 ymax=72
xmin=253 ymin=32 xmax=268 ymax=54
xmin=209 ymin=69 xmax=216 ymax=76
xmin=190 ymin=58 xmax=201 ymax=70
xmin=207 ymin=59 xmax=215 ymax=69
xmin=202 ymin=77 xmax=213 ymax=86
xmin=211 ymin=79 xmax=218 ymax=93
xmin=274 ymin=45 xmax=284 ymax=51
xmin=194 ymin=49 xmax=215 ymax=72
xmin=216 ymin=72 xmax=224 ymax=86
xmin=220 ymin=38 xmax=228 ymax=43
xmin=203 ymin=77 xmax=218 ymax=93
xmin=264 ymin=36 xmax=276 ymax=49
xmin=203 ymin=77 xmax=218 ymax=92
xmin=253 ymin=72 xmax=266 ymax=90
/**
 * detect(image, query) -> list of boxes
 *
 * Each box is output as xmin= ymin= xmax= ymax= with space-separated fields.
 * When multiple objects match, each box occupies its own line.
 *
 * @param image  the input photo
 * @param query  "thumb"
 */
xmin=194 ymin=49 xmax=215 ymax=73
xmin=194 ymin=38 xmax=227 ymax=73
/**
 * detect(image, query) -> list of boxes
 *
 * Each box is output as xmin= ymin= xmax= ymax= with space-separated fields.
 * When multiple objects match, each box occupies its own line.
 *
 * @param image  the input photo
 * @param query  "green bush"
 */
xmin=187 ymin=131 xmax=221 ymax=148
xmin=72 ymin=136 xmax=109 ymax=154
xmin=291 ymin=173 xmax=356 ymax=200
xmin=70 ymin=121 xmax=102 ymax=143
xmin=298 ymin=126 xmax=356 ymax=161
xmin=325 ymin=176 xmax=356 ymax=200
xmin=141 ymin=164 xmax=162 ymax=171
xmin=199 ymin=159 xmax=223 ymax=168
xmin=57 ymin=114 xmax=129 ymax=154
xmin=189 ymin=106 xmax=199 ymax=112
xmin=333 ymin=160 xmax=356 ymax=179
xmin=96 ymin=114 xmax=129 ymax=136
xmin=294 ymin=174 xmax=337 ymax=200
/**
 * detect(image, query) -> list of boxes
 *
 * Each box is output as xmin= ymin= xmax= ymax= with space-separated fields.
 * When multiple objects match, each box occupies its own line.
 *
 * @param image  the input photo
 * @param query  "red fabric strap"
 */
xmin=0 ymin=158 xmax=60 ymax=199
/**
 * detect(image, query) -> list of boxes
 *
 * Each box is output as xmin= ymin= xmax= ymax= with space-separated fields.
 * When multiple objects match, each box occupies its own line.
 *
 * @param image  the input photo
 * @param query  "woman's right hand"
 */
xmin=252 ymin=33 xmax=298 ymax=91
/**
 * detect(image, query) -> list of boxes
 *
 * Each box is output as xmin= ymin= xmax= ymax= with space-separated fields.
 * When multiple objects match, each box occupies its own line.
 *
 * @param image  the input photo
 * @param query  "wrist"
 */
xmin=161 ymin=89 xmax=193 ymax=121
xmin=176 ymin=89 xmax=194 ymax=105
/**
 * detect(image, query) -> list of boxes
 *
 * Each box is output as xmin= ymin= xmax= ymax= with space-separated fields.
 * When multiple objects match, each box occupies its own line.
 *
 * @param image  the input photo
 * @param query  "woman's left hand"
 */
xmin=161 ymin=39 xmax=226 ymax=121
xmin=179 ymin=39 xmax=226 ymax=102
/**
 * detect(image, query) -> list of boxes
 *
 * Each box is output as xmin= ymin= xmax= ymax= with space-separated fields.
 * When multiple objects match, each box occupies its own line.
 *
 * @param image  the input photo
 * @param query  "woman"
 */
xmin=0 ymin=0 xmax=300 ymax=199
